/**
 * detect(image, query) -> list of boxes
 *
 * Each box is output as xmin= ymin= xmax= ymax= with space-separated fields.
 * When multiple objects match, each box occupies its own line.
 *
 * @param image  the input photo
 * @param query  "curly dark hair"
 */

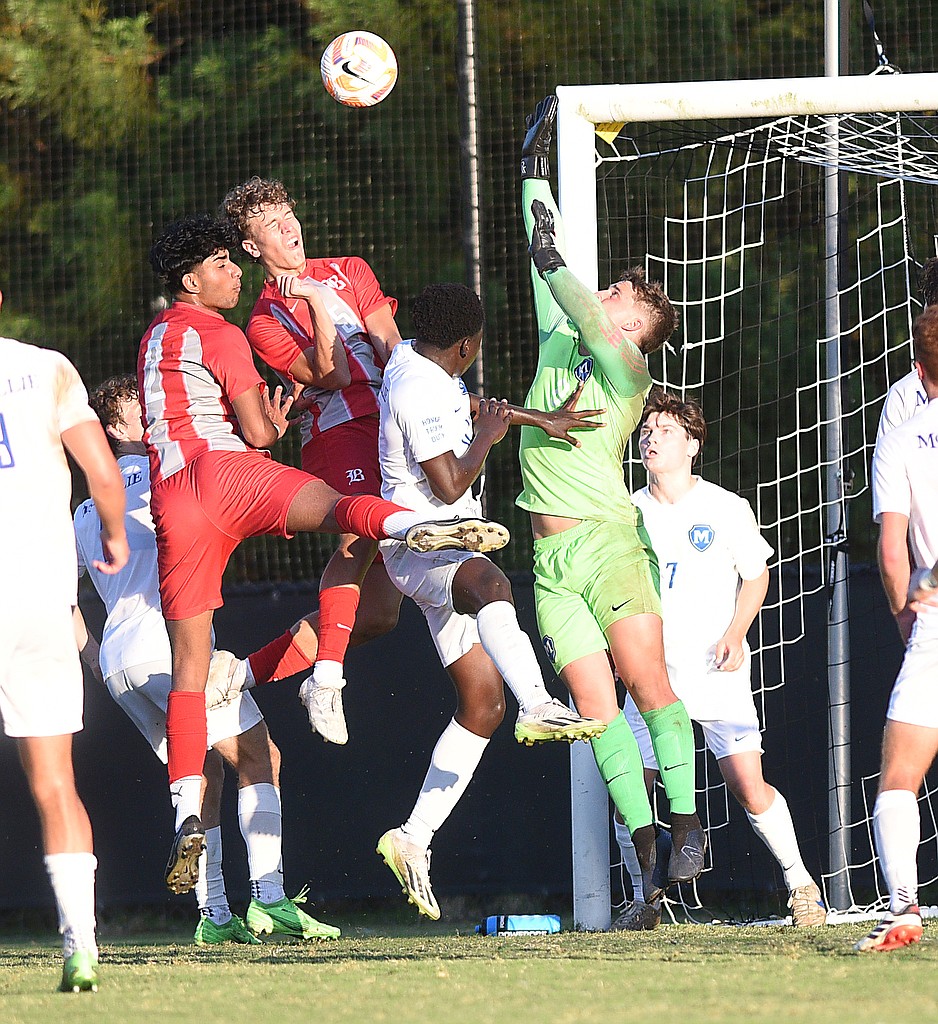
xmin=88 ymin=373 xmax=138 ymax=455
xmin=219 ymin=176 xmax=295 ymax=242
xmin=913 ymin=305 xmax=938 ymax=383
xmin=412 ymin=283 xmax=484 ymax=350
xmin=921 ymin=256 xmax=938 ymax=308
xmin=640 ymin=387 xmax=707 ymax=465
xmin=617 ymin=267 xmax=679 ymax=355
xmin=149 ymin=215 xmax=236 ymax=294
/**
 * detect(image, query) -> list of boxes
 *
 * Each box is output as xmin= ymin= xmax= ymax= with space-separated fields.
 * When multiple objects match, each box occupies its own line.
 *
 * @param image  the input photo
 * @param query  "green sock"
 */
xmin=590 ymin=713 xmax=654 ymax=832
xmin=642 ymin=700 xmax=696 ymax=815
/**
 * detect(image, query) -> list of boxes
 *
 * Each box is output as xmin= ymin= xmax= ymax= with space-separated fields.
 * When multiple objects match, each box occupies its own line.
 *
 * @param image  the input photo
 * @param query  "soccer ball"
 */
xmin=320 ymin=32 xmax=398 ymax=108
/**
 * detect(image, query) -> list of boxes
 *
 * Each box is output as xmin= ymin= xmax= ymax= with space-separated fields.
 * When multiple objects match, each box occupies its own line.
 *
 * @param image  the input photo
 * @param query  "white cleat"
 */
xmin=788 ymin=881 xmax=827 ymax=927
xmin=376 ymin=828 xmax=440 ymax=920
xmin=204 ymin=650 xmax=249 ymax=710
xmin=404 ymin=517 xmax=509 ymax=554
xmin=298 ymin=674 xmax=349 ymax=745
xmin=514 ymin=698 xmax=606 ymax=745
xmin=854 ymin=905 xmax=923 ymax=952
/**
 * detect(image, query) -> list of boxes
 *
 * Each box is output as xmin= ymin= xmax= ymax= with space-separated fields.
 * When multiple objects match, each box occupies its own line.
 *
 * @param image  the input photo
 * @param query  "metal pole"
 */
xmin=824 ymin=0 xmax=852 ymax=913
xmin=456 ymin=0 xmax=484 ymax=396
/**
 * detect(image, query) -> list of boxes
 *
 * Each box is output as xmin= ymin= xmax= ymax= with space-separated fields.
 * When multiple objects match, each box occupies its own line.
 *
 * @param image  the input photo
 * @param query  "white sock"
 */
xmin=475 ymin=601 xmax=550 ymax=713
xmin=239 ymin=783 xmax=286 ymax=905
xmin=745 ymin=789 xmax=813 ymax=890
xmin=312 ymin=660 xmax=344 ymax=685
xmin=874 ymin=788 xmax=920 ymax=912
xmin=44 ymin=852 xmax=97 ymax=958
xmin=196 ymin=826 xmax=231 ymax=924
xmin=613 ymin=817 xmax=645 ymax=902
xmin=170 ymin=775 xmax=203 ymax=829
xmin=382 ymin=510 xmax=437 ymax=539
xmin=401 ymin=719 xmax=489 ymax=849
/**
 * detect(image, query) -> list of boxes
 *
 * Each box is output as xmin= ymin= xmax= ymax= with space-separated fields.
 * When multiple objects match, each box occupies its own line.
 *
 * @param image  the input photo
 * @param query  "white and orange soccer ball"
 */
xmin=320 ymin=31 xmax=398 ymax=108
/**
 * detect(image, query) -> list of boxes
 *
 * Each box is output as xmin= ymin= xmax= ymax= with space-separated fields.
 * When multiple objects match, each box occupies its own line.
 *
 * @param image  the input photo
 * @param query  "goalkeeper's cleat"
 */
xmin=854 ymin=905 xmax=923 ymax=952
xmin=788 ymin=882 xmax=828 ymax=927
xmin=59 ymin=949 xmax=98 ymax=993
xmin=205 ymin=649 xmax=249 ymax=710
xmin=668 ymin=816 xmax=707 ymax=883
xmin=529 ymin=200 xmax=566 ymax=277
xmin=194 ymin=914 xmax=262 ymax=946
xmin=164 ymin=814 xmax=206 ymax=895
xmin=514 ymin=699 xmax=606 ymax=745
xmin=632 ymin=824 xmax=665 ymax=904
xmin=246 ymin=887 xmax=340 ymax=940
xmin=520 ymin=95 xmax=558 ymax=179
xmin=376 ymin=828 xmax=440 ymax=921
xmin=405 ymin=517 xmax=509 ymax=555
xmin=298 ymin=674 xmax=349 ymax=745
xmin=610 ymin=899 xmax=662 ymax=932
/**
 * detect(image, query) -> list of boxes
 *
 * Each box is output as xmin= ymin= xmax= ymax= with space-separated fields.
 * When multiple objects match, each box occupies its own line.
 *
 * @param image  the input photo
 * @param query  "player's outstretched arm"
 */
xmin=471 ymin=382 xmax=604 ymax=447
xmin=62 ymin=419 xmax=128 ymax=574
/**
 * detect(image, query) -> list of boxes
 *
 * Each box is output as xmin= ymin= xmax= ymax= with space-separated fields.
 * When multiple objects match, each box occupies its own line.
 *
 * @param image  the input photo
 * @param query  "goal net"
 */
xmin=557 ymin=73 xmax=938 ymax=929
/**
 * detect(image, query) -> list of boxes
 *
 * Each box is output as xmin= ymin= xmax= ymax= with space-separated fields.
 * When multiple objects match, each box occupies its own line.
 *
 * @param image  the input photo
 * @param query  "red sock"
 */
xmin=316 ymin=586 xmax=360 ymax=664
xmin=166 ymin=690 xmax=207 ymax=784
xmin=334 ymin=494 xmax=408 ymax=540
xmin=247 ymin=630 xmax=316 ymax=684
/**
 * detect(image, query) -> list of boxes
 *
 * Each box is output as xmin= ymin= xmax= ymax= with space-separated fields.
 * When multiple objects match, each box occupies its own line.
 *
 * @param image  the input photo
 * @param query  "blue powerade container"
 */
xmin=476 ymin=915 xmax=562 ymax=935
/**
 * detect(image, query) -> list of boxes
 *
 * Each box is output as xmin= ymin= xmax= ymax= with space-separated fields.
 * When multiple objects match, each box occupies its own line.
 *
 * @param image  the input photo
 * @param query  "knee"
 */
xmin=353 ymin=602 xmax=400 ymax=643
xmin=458 ymin=693 xmax=506 ymax=738
xmin=29 ymin=771 xmax=77 ymax=815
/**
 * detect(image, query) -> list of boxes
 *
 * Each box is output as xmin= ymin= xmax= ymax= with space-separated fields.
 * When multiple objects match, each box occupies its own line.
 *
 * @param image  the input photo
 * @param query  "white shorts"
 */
xmin=106 ymin=660 xmax=264 ymax=764
xmin=381 ymin=542 xmax=485 ymax=668
xmin=0 ymin=597 xmax=83 ymax=737
xmin=887 ymin=631 xmax=938 ymax=729
xmin=623 ymin=658 xmax=763 ymax=764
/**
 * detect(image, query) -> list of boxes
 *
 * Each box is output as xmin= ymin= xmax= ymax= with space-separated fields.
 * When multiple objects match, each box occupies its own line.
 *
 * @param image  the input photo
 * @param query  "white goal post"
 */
xmin=557 ymin=72 xmax=938 ymax=932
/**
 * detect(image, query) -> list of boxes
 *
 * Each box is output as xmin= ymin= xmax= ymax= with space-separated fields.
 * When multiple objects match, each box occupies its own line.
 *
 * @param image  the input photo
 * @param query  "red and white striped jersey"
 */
xmin=246 ymin=256 xmax=396 ymax=444
xmin=137 ymin=302 xmax=264 ymax=486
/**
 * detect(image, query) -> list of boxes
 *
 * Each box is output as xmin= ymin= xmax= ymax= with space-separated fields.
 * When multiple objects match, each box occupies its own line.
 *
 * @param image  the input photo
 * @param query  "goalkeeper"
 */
xmin=517 ymin=96 xmax=705 ymax=898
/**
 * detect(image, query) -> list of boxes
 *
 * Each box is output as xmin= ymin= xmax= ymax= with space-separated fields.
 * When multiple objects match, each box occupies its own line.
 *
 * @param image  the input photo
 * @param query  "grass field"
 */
xmin=2 ymin=911 xmax=937 ymax=1024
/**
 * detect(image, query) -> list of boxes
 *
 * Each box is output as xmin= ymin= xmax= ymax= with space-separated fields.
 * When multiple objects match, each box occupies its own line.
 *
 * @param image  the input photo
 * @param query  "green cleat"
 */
xmin=194 ymin=913 xmax=262 ymax=946
xmin=59 ymin=949 xmax=98 ymax=993
xmin=245 ymin=886 xmax=341 ymax=940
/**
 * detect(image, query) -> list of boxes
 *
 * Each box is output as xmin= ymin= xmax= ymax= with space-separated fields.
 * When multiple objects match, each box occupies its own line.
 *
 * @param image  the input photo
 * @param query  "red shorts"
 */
xmin=151 ymin=449 xmax=313 ymax=620
xmin=302 ymin=416 xmax=381 ymax=496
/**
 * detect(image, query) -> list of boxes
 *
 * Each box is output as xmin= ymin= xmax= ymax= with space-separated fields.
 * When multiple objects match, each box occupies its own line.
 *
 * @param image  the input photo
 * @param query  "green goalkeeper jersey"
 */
xmin=516 ymin=313 xmax=651 ymax=525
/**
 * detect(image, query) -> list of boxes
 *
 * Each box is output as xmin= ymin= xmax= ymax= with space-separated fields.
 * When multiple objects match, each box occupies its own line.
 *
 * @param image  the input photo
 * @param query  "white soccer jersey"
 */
xmin=632 ymin=479 xmax=773 ymax=669
xmin=0 ymin=339 xmax=98 ymax=606
xmin=877 ymin=368 xmax=927 ymax=441
xmin=378 ymin=340 xmax=481 ymax=519
xmin=74 ymin=455 xmax=171 ymax=678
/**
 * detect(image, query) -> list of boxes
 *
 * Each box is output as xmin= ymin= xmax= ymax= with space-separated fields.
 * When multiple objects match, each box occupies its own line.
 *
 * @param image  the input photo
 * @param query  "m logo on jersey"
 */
xmin=688 ymin=524 xmax=714 ymax=551
xmin=542 ymin=635 xmax=557 ymax=664
xmin=574 ymin=357 xmax=593 ymax=383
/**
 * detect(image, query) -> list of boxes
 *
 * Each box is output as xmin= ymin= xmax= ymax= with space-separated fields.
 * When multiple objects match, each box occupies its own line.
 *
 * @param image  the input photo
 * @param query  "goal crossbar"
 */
xmin=557 ymin=72 xmax=938 ymax=125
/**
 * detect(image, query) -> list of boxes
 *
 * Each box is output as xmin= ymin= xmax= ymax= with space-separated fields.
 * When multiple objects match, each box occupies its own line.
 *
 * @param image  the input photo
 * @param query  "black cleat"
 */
xmin=610 ymin=899 xmax=662 ymax=932
xmin=164 ymin=814 xmax=206 ymax=895
xmin=529 ymin=200 xmax=566 ymax=277
xmin=668 ymin=817 xmax=708 ymax=883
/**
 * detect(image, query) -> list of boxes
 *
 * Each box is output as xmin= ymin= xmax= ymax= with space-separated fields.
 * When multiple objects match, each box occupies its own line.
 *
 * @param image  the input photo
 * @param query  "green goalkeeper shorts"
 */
xmin=532 ymin=518 xmax=661 ymax=673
